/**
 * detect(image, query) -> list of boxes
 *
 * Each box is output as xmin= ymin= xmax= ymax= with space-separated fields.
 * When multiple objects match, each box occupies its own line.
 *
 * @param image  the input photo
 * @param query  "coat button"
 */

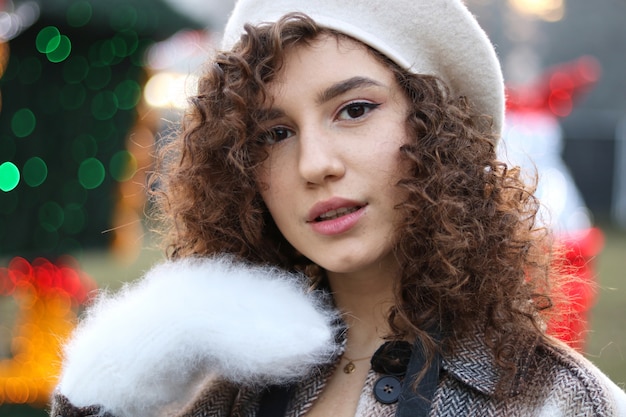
xmin=373 ymin=375 xmax=402 ymax=404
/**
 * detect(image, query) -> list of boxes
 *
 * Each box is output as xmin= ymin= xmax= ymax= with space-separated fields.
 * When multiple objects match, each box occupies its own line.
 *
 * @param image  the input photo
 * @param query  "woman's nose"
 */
xmin=297 ymin=127 xmax=346 ymax=185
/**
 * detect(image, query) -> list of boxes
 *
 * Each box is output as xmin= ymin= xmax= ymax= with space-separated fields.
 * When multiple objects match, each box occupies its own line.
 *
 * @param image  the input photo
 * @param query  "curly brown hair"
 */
xmin=150 ymin=13 xmax=563 ymax=394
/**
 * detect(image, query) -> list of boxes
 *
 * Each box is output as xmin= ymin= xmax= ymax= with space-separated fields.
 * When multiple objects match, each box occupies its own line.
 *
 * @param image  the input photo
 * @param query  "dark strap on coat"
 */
xmin=395 ymin=337 xmax=441 ymax=417
xmin=257 ymin=385 xmax=293 ymax=417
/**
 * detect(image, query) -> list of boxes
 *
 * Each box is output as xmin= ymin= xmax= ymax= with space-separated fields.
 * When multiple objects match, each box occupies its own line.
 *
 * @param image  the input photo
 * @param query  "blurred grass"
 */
xmin=585 ymin=224 xmax=626 ymax=387
xmin=76 ymin=242 xmax=164 ymax=290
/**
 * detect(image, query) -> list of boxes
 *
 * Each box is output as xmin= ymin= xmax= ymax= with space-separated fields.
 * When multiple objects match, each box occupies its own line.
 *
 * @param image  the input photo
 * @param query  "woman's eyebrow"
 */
xmin=257 ymin=108 xmax=286 ymax=123
xmin=257 ymin=77 xmax=384 ymax=122
xmin=316 ymin=76 xmax=384 ymax=105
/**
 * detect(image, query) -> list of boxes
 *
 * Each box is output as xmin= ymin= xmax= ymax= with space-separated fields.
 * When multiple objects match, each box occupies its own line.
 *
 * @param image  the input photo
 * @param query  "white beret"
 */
xmin=222 ymin=0 xmax=505 ymax=138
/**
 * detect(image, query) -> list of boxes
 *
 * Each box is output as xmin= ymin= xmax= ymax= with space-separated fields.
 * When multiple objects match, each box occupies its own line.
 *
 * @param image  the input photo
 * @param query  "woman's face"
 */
xmin=256 ymin=34 xmax=411 ymax=276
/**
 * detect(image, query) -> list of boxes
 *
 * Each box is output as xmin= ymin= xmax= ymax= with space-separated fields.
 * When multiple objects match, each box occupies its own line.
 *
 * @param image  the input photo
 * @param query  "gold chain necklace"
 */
xmin=341 ymin=353 xmax=373 ymax=374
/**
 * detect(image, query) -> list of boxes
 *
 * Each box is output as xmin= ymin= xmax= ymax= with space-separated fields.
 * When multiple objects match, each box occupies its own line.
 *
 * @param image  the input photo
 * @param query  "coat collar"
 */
xmin=330 ymin=314 xmax=538 ymax=399
xmin=442 ymin=331 xmax=538 ymax=398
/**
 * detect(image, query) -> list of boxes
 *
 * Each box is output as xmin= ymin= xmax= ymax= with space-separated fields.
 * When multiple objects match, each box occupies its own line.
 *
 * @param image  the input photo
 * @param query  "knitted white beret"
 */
xmin=222 ymin=0 xmax=505 ymax=138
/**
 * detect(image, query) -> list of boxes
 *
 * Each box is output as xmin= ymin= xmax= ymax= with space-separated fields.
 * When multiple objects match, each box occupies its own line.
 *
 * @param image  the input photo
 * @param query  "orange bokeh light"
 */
xmin=0 ymin=257 xmax=96 ymax=405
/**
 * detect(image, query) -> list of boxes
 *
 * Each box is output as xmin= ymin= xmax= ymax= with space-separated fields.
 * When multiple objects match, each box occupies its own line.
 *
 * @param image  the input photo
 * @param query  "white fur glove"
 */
xmin=56 ymin=256 xmax=340 ymax=417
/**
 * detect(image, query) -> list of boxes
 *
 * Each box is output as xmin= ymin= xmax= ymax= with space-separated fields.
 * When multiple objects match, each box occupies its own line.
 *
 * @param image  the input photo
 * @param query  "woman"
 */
xmin=50 ymin=1 xmax=626 ymax=416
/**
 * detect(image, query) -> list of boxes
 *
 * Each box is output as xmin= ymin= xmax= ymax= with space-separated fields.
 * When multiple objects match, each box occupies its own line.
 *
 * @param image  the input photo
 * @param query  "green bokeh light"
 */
xmin=11 ymin=108 xmax=36 ymax=138
xmin=111 ymin=34 xmax=128 ymax=57
xmin=91 ymin=91 xmax=119 ymax=120
xmin=36 ymin=26 xmax=61 ymax=53
xmin=0 ymin=162 xmax=20 ymax=192
xmin=39 ymin=201 xmax=65 ymax=232
xmin=115 ymin=79 xmax=141 ymax=110
xmin=67 ymin=0 xmax=92 ymax=28
xmin=92 ymin=122 xmax=118 ymax=150
xmin=58 ymin=237 xmax=83 ymax=256
xmin=110 ymin=150 xmax=137 ymax=182
xmin=47 ymin=35 xmax=72 ymax=63
xmin=110 ymin=5 xmax=138 ymax=31
xmin=131 ymin=39 xmax=152 ymax=67
xmin=78 ymin=157 xmax=105 ymax=189
xmin=98 ymin=40 xmax=119 ymax=65
xmin=116 ymin=31 xmax=139 ymax=57
xmin=23 ymin=157 xmax=48 ymax=187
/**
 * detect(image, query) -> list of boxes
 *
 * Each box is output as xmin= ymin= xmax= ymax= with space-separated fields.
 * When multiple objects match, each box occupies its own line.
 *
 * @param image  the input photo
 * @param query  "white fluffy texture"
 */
xmin=57 ymin=256 xmax=339 ymax=417
xmin=221 ymin=0 xmax=505 ymax=137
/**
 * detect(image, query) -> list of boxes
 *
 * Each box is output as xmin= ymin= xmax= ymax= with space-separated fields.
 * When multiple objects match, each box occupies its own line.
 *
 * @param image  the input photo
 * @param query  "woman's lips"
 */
xmin=307 ymin=198 xmax=367 ymax=235
xmin=316 ymin=206 xmax=361 ymax=221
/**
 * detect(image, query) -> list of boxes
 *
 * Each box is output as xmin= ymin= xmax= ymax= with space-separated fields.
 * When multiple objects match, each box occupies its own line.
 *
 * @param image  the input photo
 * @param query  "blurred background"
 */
xmin=0 ymin=0 xmax=624 ymax=415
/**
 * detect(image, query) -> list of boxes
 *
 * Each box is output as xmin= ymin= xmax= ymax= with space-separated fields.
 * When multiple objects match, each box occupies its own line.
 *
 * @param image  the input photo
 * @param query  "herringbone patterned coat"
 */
xmin=51 ymin=335 xmax=626 ymax=417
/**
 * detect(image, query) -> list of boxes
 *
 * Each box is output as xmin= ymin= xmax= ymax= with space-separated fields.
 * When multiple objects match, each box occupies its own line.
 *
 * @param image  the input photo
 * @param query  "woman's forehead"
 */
xmin=271 ymin=34 xmax=389 ymax=83
xmin=265 ymin=35 xmax=394 ymax=102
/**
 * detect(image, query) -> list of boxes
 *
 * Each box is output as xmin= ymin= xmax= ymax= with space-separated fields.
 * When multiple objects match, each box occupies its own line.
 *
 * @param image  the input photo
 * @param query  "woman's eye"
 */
xmin=338 ymin=102 xmax=380 ymax=121
xmin=260 ymin=126 xmax=293 ymax=144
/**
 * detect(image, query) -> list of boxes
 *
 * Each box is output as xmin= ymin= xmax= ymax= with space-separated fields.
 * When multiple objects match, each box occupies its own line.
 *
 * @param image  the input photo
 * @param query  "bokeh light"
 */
xmin=78 ymin=157 xmax=105 ymax=189
xmin=66 ymin=1 xmax=93 ymax=28
xmin=0 ymin=257 xmax=97 ymax=405
xmin=23 ymin=157 xmax=48 ymax=188
xmin=508 ymin=0 xmax=565 ymax=21
xmin=110 ymin=5 xmax=138 ymax=32
xmin=110 ymin=150 xmax=137 ymax=182
xmin=110 ymin=34 xmax=128 ymax=58
xmin=46 ymin=35 xmax=72 ymax=63
xmin=0 ymin=0 xmax=203 ymax=401
xmin=35 ymin=26 xmax=72 ymax=63
xmin=0 ymin=162 xmax=20 ymax=192
xmin=0 ymin=43 xmax=8 ymax=78
xmin=61 ymin=205 xmax=86 ymax=235
xmin=115 ymin=79 xmax=141 ymax=110
xmin=91 ymin=90 xmax=119 ymax=120
xmin=115 ymin=30 xmax=139 ymax=57
xmin=35 ymin=26 xmax=61 ymax=54
xmin=11 ymin=108 xmax=36 ymax=138
xmin=144 ymin=71 xmax=197 ymax=109
xmin=38 ymin=201 xmax=65 ymax=232
xmin=0 ymin=0 xmax=187 ymax=263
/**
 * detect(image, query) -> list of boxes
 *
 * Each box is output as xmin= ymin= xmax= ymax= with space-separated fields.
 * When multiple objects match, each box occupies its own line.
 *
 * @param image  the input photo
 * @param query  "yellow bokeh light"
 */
xmin=508 ymin=0 xmax=565 ymax=21
xmin=0 ymin=257 xmax=96 ymax=405
xmin=144 ymin=71 xmax=198 ymax=110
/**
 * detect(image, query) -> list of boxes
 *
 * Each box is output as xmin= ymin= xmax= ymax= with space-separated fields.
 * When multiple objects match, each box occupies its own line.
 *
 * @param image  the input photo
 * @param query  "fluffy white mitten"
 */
xmin=56 ymin=256 xmax=339 ymax=417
